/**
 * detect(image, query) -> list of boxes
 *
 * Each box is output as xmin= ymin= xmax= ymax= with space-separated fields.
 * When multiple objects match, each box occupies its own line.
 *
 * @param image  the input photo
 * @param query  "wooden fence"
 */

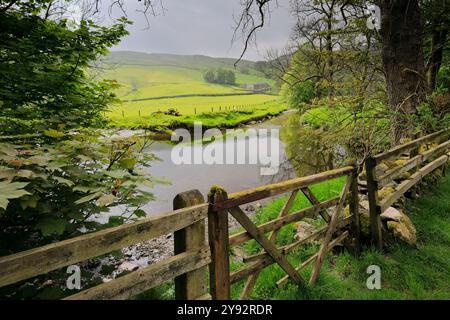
xmin=0 ymin=165 xmax=360 ymax=300
xmin=0 ymin=129 xmax=448 ymax=300
xmin=207 ymin=165 xmax=359 ymax=299
xmin=365 ymin=129 xmax=450 ymax=249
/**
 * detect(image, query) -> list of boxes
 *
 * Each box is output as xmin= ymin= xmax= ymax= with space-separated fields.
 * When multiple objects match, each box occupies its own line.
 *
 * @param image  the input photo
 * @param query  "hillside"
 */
xmin=104 ymin=51 xmax=259 ymax=71
xmin=99 ymin=51 xmax=283 ymax=128
xmin=101 ymin=51 xmax=277 ymax=100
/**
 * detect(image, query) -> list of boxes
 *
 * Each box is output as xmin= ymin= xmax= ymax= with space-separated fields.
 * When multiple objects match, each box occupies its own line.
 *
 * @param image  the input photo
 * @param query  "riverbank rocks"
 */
xmin=380 ymin=206 xmax=403 ymax=221
xmin=358 ymin=199 xmax=417 ymax=246
xmin=385 ymin=210 xmax=417 ymax=246
xmin=118 ymin=261 xmax=139 ymax=272
xmin=378 ymin=186 xmax=395 ymax=199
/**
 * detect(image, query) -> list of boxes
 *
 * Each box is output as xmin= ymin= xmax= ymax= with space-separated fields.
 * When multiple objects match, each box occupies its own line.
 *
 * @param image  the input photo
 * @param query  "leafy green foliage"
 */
xmin=0 ymin=1 xmax=130 ymax=134
xmin=0 ymin=130 xmax=161 ymax=254
xmin=281 ymin=80 xmax=315 ymax=111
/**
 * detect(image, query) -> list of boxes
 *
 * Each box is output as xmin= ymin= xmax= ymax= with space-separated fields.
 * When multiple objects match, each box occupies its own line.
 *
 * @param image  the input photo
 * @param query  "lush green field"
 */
xmin=109 ymin=100 xmax=286 ymax=128
xmin=102 ymin=51 xmax=282 ymax=128
xmin=105 ymin=65 xmax=275 ymax=100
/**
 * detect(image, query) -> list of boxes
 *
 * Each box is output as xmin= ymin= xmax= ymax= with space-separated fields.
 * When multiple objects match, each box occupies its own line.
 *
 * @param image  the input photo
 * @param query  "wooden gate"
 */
xmin=207 ymin=164 xmax=360 ymax=300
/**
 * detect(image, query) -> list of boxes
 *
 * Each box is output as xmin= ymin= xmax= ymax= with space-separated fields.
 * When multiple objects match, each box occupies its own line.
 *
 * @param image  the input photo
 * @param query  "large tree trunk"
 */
xmin=426 ymin=27 xmax=448 ymax=91
xmin=379 ymin=0 xmax=427 ymax=144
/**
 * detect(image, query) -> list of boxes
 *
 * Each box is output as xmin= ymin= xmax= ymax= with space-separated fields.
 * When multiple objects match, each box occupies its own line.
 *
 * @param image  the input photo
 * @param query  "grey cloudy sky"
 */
xmin=107 ymin=0 xmax=295 ymax=61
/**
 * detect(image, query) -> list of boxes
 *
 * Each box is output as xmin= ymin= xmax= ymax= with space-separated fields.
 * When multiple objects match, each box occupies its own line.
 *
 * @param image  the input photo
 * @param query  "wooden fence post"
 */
xmin=349 ymin=162 xmax=361 ymax=255
xmin=207 ymin=186 xmax=230 ymax=300
xmin=365 ymin=156 xmax=383 ymax=250
xmin=173 ymin=190 xmax=208 ymax=300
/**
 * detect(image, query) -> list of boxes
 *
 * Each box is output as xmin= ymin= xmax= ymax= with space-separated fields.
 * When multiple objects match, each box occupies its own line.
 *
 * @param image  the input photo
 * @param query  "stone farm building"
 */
xmin=240 ymin=82 xmax=272 ymax=92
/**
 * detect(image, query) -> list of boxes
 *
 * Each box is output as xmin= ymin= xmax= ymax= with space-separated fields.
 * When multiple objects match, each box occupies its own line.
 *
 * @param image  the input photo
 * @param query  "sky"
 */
xmin=105 ymin=0 xmax=295 ymax=61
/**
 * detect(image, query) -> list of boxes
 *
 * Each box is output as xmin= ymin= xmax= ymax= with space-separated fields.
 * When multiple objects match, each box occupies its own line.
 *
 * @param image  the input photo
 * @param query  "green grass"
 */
xmin=108 ymin=100 xmax=287 ymax=129
xmin=105 ymin=65 xmax=272 ymax=100
xmin=100 ymin=51 xmax=281 ymax=129
xmin=230 ymin=173 xmax=450 ymax=300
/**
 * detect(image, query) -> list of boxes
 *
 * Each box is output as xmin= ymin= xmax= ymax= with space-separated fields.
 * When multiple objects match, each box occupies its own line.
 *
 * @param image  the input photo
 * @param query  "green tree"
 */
xmin=203 ymin=69 xmax=216 ymax=83
xmin=215 ymin=68 xmax=227 ymax=84
xmin=224 ymin=70 xmax=236 ymax=85
xmin=0 ymin=1 xmax=130 ymax=134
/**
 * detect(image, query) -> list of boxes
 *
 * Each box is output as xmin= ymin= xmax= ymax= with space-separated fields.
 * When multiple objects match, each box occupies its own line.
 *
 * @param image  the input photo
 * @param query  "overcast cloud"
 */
xmin=106 ymin=0 xmax=294 ymax=61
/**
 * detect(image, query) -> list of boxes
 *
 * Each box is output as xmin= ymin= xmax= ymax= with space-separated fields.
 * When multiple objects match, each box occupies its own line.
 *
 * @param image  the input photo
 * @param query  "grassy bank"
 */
xmin=108 ymin=100 xmax=287 ymax=129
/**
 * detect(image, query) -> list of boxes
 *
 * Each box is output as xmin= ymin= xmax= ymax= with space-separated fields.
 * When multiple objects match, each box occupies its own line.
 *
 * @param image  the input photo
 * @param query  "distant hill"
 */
xmin=104 ymin=51 xmax=259 ymax=73
xmin=100 ymin=51 xmax=276 ymax=101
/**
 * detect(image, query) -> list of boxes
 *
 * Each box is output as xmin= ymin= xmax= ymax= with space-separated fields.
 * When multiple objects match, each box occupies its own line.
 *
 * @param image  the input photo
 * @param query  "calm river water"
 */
xmin=140 ymin=111 xmax=297 ymax=215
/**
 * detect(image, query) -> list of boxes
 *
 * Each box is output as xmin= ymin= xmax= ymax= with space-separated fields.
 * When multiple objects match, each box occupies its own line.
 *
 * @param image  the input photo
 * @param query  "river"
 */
xmin=140 ymin=111 xmax=297 ymax=215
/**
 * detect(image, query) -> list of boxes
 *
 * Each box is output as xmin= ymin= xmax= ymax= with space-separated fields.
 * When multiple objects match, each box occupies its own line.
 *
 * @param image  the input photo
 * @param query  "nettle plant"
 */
xmin=0 ymin=130 xmax=161 ymax=253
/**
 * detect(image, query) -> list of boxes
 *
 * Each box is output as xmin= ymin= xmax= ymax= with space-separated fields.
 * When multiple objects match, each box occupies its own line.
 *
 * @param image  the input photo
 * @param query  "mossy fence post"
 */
xmin=349 ymin=161 xmax=361 ymax=255
xmin=365 ymin=156 xmax=383 ymax=250
xmin=173 ymin=190 xmax=208 ymax=300
xmin=207 ymin=186 xmax=230 ymax=300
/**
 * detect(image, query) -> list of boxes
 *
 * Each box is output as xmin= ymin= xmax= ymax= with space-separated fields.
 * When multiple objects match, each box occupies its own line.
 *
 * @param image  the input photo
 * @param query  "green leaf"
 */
xmin=97 ymin=194 xmax=116 ymax=207
xmin=74 ymin=191 xmax=103 ymax=205
xmin=107 ymin=216 xmax=125 ymax=227
xmin=0 ymin=143 xmax=18 ymax=157
xmin=104 ymin=170 xmax=128 ymax=179
xmin=36 ymin=217 xmax=67 ymax=236
xmin=53 ymin=176 xmax=75 ymax=187
xmin=119 ymin=158 xmax=136 ymax=170
xmin=0 ymin=167 xmax=33 ymax=179
xmin=134 ymin=209 xmax=146 ymax=218
xmin=73 ymin=185 xmax=92 ymax=193
xmin=44 ymin=130 xmax=65 ymax=138
xmin=27 ymin=155 xmax=51 ymax=166
xmin=0 ymin=181 xmax=30 ymax=210
xmin=20 ymin=194 xmax=39 ymax=210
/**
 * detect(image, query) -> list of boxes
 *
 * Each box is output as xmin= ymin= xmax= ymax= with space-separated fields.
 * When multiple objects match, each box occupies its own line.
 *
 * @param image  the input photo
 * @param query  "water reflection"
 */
xmin=281 ymin=113 xmax=347 ymax=177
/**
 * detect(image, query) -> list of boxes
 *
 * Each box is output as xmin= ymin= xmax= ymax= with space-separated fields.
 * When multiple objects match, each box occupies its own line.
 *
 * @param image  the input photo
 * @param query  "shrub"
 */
xmin=0 ymin=130 xmax=161 ymax=254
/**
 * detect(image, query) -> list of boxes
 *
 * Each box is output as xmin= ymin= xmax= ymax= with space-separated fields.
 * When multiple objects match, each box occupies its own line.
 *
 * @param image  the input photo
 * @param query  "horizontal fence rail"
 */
xmin=0 ymin=203 xmax=208 ymax=289
xmin=214 ymin=166 xmax=354 ymax=211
